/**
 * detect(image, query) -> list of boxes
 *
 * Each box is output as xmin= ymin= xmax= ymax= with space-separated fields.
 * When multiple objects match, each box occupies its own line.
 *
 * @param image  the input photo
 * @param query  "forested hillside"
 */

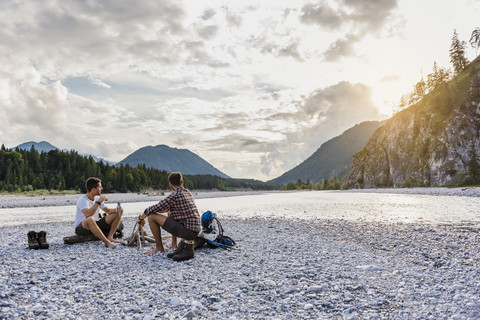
xmin=0 ymin=146 xmax=279 ymax=193
xmin=343 ymin=55 xmax=480 ymax=188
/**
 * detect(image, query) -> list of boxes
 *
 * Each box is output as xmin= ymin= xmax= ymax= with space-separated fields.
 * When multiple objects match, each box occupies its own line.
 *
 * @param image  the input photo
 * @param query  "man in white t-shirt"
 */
xmin=75 ymin=177 xmax=123 ymax=249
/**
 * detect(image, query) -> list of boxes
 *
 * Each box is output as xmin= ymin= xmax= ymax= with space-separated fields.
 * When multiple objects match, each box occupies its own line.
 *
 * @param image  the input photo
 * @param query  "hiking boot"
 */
xmin=27 ymin=231 xmax=39 ymax=250
xmin=167 ymin=241 xmax=184 ymax=258
xmin=37 ymin=231 xmax=50 ymax=249
xmin=172 ymin=242 xmax=194 ymax=262
xmin=194 ymin=237 xmax=205 ymax=249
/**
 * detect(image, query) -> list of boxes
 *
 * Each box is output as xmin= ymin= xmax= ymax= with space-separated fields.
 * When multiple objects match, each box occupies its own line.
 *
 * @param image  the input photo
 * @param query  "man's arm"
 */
xmin=102 ymin=206 xmax=117 ymax=215
xmin=81 ymin=195 xmax=108 ymax=218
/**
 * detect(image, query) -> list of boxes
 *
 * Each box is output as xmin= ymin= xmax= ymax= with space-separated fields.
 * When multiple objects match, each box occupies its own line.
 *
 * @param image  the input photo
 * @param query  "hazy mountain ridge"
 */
xmin=16 ymin=141 xmax=65 ymax=153
xmin=270 ymin=121 xmax=386 ymax=185
xmin=14 ymin=142 xmax=229 ymax=178
xmin=15 ymin=141 xmax=109 ymax=163
xmin=342 ymin=56 xmax=480 ymax=188
xmin=116 ymin=144 xmax=230 ymax=178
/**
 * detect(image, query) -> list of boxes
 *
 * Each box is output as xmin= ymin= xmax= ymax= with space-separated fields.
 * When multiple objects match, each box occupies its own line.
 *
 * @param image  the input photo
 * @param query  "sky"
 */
xmin=1 ymin=0 xmax=479 ymax=181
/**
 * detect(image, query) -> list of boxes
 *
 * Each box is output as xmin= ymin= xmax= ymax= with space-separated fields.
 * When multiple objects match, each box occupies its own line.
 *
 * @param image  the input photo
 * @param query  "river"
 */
xmin=1 ymin=191 xmax=479 ymax=228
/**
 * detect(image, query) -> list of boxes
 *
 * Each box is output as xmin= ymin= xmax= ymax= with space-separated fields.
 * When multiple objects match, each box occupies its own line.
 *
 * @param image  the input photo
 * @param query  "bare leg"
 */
xmin=82 ymin=217 xmax=116 ymax=249
xmin=169 ymin=235 xmax=178 ymax=249
xmin=145 ymin=214 xmax=167 ymax=254
xmin=105 ymin=213 xmax=122 ymax=243
xmin=167 ymin=211 xmax=177 ymax=249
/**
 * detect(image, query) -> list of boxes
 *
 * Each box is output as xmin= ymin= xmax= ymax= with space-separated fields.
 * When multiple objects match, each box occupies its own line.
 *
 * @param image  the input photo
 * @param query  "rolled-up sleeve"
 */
xmin=144 ymin=194 xmax=174 ymax=216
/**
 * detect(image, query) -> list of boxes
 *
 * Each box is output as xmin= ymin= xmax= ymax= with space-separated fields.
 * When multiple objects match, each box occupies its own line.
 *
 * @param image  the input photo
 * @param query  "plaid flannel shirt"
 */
xmin=144 ymin=187 xmax=201 ymax=232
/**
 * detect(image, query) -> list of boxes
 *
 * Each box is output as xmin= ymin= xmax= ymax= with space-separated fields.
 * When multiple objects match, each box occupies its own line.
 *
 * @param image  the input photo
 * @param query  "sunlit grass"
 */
xmin=0 ymin=189 xmax=79 ymax=196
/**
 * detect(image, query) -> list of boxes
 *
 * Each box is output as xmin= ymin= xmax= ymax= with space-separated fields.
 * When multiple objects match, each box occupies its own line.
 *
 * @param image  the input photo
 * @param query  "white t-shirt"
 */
xmin=74 ymin=194 xmax=106 ymax=228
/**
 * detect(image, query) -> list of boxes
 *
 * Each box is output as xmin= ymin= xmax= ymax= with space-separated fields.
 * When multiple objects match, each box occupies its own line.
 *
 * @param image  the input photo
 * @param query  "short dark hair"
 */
xmin=168 ymin=172 xmax=183 ymax=187
xmin=85 ymin=177 xmax=101 ymax=192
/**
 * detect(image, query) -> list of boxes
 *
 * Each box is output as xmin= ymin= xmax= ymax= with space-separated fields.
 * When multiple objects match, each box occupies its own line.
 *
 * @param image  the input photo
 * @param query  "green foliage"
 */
xmin=470 ymin=27 xmax=480 ymax=51
xmin=427 ymin=61 xmax=452 ymax=92
xmin=0 ymin=147 xmax=280 ymax=193
xmin=450 ymin=29 xmax=469 ymax=74
xmin=281 ymin=176 xmax=342 ymax=191
xmin=395 ymin=61 xmax=452 ymax=113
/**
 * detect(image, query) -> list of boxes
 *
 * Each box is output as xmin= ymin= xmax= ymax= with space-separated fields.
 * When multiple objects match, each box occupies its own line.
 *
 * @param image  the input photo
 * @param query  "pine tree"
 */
xmin=470 ymin=27 xmax=480 ymax=52
xmin=427 ymin=61 xmax=451 ymax=91
xmin=450 ymin=29 xmax=469 ymax=75
xmin=411 ymin=75 xmax=426 ymax=103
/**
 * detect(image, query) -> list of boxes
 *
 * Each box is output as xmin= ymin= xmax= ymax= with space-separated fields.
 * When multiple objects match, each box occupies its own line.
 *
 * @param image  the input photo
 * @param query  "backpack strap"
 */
xmin=213 ymin=217 xmax=224 ymax=237
xmin=204 ymin=238 xmax=235 ymax=249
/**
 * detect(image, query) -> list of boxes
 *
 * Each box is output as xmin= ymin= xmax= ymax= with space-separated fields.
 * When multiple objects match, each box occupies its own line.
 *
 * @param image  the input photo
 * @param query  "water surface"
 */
xmin=1 ymin=191 xmax=479 ymax=227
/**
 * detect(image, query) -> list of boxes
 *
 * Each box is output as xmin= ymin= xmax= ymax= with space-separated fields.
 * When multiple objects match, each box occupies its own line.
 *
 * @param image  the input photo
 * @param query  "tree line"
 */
xmin=395 ymin=28 xmax=480 ymax=113
xmin=0 ymin=145 xmax=280 ymax=193
xmin=280 ymin=176 xmax=342 ymax=191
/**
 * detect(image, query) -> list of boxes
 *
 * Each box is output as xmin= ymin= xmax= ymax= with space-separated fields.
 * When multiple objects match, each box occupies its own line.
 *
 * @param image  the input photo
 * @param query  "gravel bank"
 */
xmin=340 ymin=187 xmax=480 ymax=197
xmin=1 ymin=217 xmax=480 ymax=319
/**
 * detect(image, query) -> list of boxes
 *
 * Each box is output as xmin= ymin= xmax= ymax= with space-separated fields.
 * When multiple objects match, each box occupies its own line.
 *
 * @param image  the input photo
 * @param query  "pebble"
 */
xmin=169 ymin=297 xmax=184 ymax=306
xmin=356 ymin=265 xmax=381 ymax=272
xmin=1 ymin=200 xmax=480 ymax=319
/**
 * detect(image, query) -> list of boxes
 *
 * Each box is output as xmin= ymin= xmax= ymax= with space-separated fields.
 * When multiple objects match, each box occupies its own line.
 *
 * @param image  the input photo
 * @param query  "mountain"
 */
xmin=342 ymin=56 xmax=480 ymax=189
xmin=15 ymin=141 xmax=62 ymax=153
xmin=14 ymin=141 xmax=111 ymax=164
xmin=269 ymin=120 xmax=386 ymax=185
xmin=116 ymin=144 xmax=230 ymax=178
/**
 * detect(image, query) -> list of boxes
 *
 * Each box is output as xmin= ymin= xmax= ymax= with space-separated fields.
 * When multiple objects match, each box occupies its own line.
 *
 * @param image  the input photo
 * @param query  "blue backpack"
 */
xmin=200 ymin=210 xmax=236 ymax=249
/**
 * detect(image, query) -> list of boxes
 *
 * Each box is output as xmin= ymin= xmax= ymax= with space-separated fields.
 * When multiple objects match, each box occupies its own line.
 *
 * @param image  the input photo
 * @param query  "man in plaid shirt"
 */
xmin=138 ymin=172 xmax=201 ymax=261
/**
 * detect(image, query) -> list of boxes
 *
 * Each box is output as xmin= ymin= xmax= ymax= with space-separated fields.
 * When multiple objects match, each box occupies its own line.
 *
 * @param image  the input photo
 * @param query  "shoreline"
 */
xmin=0 ymin=187 xmax=479 ymax=209
xmin=0 ymin=190 xmax=277 ymax=209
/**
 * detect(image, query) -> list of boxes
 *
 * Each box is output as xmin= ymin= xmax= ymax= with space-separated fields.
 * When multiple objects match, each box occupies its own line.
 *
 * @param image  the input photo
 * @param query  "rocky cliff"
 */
xmin=342 ymin=57 xmax=480 ymax=188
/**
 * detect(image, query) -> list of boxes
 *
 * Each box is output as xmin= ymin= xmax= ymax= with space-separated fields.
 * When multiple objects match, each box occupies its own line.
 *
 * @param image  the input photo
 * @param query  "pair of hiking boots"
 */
xmin=167 ymin=240 xmax=195 ymax=261
xmin=27 ymin=230 xmax=50 ymax=250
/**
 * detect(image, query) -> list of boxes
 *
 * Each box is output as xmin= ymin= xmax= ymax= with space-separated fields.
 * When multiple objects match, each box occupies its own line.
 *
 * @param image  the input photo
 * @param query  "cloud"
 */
xmin=258 ymin=81 xmax=383 ymax=177
xmin=196 ymin=25 xmax=219 ymax=40
xmin=225 ymin=9 xmax=242 ymax=28
xmin=300 ymin=81 xmax=380 ymax=121
xmin=323 ymin=33 xmax=360 ymax=62
xmin=0 ymin=1 xmax=400 ymax=180
xmin=0 ymin=1 xmax=187 ymax=79
xmin=0 ymin=51 xmax=69 ymax=139
xmin=278 ymin=42 xmax=303 ymax=61
xmin=89 ymin=78 xmax=111 ymax=89
xmin=300 ymin=0 xmax=398 ymax=60
xmin=342 ymin=0 xmax=398 ymax=32
xmin=301 ymin=0 xmax=398 ymax=33
xmin=177 ymin=81 xmax=384 ymax=179
xmin=300 ymin=2 xmax=343 ymax=30
xmin=201 ymin=8 xmax=216 ymax=21
xmin=203 ymin=134 xmax=268 ymax=153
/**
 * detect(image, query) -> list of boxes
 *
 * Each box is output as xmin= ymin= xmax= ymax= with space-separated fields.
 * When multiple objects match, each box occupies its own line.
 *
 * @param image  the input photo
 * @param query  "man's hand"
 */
xmin=98 ymin=195 xmax=109 ymax=203
xmin=137 ymin=214 xmax=146 ymax=227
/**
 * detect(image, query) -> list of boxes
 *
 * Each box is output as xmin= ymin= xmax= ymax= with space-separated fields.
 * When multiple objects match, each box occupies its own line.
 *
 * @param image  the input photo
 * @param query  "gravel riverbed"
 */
xmin=1 ymin=216 xmax=480 ymax=319
xmin=1 ymin=189 xmax=480 ymax=319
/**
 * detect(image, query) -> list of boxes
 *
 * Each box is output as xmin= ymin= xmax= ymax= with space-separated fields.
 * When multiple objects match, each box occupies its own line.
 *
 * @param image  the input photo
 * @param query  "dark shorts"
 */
xmin=162 ymin=217 xmax=199 ymax=240
xmin=75 ymin=216 xmax=111 ymax=236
